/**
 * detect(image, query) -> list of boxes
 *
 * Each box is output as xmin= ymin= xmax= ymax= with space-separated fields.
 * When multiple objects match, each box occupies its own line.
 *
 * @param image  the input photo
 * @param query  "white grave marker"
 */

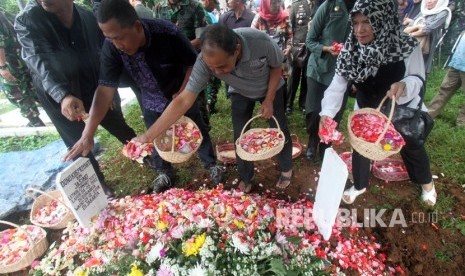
xmin=56 ymin=157 xmax=108 ymax=228
xmin=313 ymin=148 xmax=348 ymax=240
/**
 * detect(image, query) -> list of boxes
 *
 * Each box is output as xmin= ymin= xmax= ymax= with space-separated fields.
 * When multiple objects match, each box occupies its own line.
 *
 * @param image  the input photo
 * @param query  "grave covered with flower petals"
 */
xmin=30 ymin=186 xmax=392 ymax=275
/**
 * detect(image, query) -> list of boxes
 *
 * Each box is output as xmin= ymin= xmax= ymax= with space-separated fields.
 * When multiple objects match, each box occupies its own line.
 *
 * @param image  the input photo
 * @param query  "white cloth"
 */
xmin=418 ymin=0 xmax=452 ymax=28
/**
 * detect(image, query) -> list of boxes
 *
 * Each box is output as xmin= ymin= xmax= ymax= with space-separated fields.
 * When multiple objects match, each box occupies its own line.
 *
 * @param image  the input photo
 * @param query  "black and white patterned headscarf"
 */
xmin=335 ymin=0 xmax=418 ymax=83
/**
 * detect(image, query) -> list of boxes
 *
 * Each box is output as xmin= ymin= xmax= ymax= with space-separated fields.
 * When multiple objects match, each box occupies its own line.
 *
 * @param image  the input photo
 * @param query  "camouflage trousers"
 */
xmin=205 ymin=76 xmax=221 ymax=113
xmin=0 ymin=73 xmax=40 ymax=119
xmin=196 ymin=90 xmax=210 ymax=131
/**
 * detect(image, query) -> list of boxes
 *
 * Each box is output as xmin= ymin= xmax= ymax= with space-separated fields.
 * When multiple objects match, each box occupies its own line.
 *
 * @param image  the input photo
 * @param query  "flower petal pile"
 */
xmin=33 ymin=199 xmax=68 ymax=226
xmin=318 ymin=117 xmax=344 ymax=145
xmin=31 ymin=187 xmax=391 ymax=275
xmin=339 ymin=152 xmax=352 ymax=173
xmin=351 ymin=113 xmax=405 ymax=151
xmin=0 ymin=225 xmax=45 ymax=266
xmin=122 ymin=141 xmax=155 ymax=164
xmin=240 ymin=129 xmax=284 ymax=154
xmin=373 ymin=158 xmax=409 ymax=182
xmin=157 ymin=122 xmax=201 ymax=154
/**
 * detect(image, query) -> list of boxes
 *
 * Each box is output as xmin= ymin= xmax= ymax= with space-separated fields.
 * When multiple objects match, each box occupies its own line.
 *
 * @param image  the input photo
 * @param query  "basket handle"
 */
xmin=171 ymin=123 xmax=175 ymax=152
xmin=238 ymin=114 xmax=282 ymax=138
xmin=0 ymin=220 xmax=34 ymax=250
xmin=374 ymin=95 xmax=396 ymax=145
xmin=26 ymin=188 xmax=72 ymax=212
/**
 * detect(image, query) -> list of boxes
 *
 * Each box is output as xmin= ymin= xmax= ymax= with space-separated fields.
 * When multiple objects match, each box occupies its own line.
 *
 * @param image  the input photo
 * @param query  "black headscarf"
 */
xmin=335 ymin=0 xmax=418 ymax=83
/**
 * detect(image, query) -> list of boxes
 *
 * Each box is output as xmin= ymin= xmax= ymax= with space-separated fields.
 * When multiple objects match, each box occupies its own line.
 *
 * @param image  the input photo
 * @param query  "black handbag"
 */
xmin=290 ymin=44 xmax=308 ymax=68
xmin=380 ymin=75 xmax=434 ymax=147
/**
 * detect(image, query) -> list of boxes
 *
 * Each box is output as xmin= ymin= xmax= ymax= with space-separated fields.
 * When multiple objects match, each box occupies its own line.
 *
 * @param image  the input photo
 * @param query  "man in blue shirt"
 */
xmin=64 ymin=0 xmax=224 ymax=193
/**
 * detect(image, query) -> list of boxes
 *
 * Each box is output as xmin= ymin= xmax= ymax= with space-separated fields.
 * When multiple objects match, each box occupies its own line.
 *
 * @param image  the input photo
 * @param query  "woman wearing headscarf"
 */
xmin=404 ymin=0 xmax=452 ymax=74
xmin=251 ymin=0 xmax=292 ymax=86
xmin=319 ymin=0 xmax=436 ymax=206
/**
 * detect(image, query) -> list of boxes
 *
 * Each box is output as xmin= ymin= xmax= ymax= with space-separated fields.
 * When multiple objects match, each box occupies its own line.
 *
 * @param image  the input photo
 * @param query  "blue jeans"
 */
xmin=230 ymin=85 xmax=292 ymax=182
xmin=142 ymin=101 xmax=216 ymax=174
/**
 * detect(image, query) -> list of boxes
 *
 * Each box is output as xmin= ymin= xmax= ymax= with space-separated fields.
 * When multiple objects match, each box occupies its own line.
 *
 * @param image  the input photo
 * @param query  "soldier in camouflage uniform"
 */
xmin=155 ymin=0 xmax=212 ymax=127
xmin=0 ymin=9 xmax=44 ymax=127
xmin=200 ymin=0 xmax=222 ymax=114
xmin=444 ymin=0 xmax=465 ymax=55
xmin=286 ymin=0 xmax=314 ymax=114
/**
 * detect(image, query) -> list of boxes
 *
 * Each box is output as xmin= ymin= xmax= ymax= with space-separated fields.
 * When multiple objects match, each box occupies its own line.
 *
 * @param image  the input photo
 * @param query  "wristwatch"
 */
xmin=0 ymin=64 xmax=7 ymax=70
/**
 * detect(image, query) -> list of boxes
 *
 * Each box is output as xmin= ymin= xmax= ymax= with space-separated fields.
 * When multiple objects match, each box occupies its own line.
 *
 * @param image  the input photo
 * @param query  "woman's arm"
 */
xmin=421 ymin=10 xmax=449 ymax=34
xmin=320 ymin=74 xmax=349 ymax=118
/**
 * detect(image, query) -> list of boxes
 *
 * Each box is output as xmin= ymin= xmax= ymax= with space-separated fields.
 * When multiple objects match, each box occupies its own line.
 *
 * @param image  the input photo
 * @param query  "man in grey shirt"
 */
xmin=133 ymin=25 xmax=293 ymax=193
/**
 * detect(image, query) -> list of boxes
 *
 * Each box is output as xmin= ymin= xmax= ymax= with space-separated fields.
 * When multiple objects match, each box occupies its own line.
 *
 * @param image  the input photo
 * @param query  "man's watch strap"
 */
xmin=0 ymin=64 xmax=7 ymax=70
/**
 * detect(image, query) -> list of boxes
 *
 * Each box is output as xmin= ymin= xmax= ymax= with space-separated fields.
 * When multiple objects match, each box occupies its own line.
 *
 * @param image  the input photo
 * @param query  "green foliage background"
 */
xmin=0 ymin=0 xmax=21 ymax=14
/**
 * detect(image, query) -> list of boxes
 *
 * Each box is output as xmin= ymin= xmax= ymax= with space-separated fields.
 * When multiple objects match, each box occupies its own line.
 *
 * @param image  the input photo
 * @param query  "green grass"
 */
xmin=0 ymin=134 xmax=60 ymax=153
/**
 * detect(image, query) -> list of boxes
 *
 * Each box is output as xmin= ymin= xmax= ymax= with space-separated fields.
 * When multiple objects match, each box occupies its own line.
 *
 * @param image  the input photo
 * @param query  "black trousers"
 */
xmin=286 ymin=63 xmax=307 ymax=110
xmin=305 ymin=77 xmax=348 ymax=157
xmin=35 ymin=86 xmax=136 ymax=183
xmin=352 ymin=86 xmax=433 ymax=190
xmin=231 ymin=85 xmax=292 ymax=182
xmin=353 ymin=143 xmax=433 ymax=190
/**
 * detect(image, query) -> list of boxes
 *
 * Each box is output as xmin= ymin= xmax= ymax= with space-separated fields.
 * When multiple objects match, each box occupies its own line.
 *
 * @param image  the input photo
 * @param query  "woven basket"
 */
xmin=216 ymin=143 xmax=236 ymax=164
xmin=347 ymin=96 xmax=402 ymax=161
xmin=154 ymin=116 xmax=203 ymax=163
xmin=291 ymin=134 xmax=302 ymax=159
xmin=235 ymin=115 xmax=285 ymax=161
xmin=0 ymin=221 xmax=48 ymax=274
xmin=372 ymin=158 xmax=410 ymax=182
xmin=27 ymin=188 xmax=75 ymax=230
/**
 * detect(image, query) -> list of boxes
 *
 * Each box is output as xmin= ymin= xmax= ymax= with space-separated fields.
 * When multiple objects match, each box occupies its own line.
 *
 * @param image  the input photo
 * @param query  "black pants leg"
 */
xmin=231 ymin=85 xmax=292 ymax=182
xmin=98 ymin=92 xmax=137 ymax=144
xmin=400 ymin=143 xmax=432 ymax=185
xmin=352 ymin=150 xmax=372 ymax=190
xmin=142 ymin=109 xmax=174 ymax=174
xmin=184 ymin=102 xmax=216 ymax=169
xmin=271 ymin=86 xmax=293 ymax=172
xmin=231 ymin=93 xmax=256 ymax=183
xmin=298 ymin=65 xmax=307 ymax=110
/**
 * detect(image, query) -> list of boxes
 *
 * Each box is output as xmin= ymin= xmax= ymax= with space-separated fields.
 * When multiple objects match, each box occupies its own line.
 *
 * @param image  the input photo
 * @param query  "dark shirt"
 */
xmin=99 ymin=19 xmax=197 ymax=113
xmin=15 ymin=3 xmax=103 ymax=103
xmin=50 ymin=9 xmax=95 ymax=99
xmin=219 ymin=9 xmax=255 ymax=29
xmin=354 ymin=61 xmax=406 ymax=109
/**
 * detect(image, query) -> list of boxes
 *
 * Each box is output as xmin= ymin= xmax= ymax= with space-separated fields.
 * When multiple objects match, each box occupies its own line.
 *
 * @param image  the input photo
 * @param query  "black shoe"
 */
xmin=209 ymin=165 xmax=225 ymax=185
xmin=152 ymin=173 xmax=172 ymax=193
xmin=306 ymin=147 xmax=316 ymax=161
xmin=26 ymin=116 xmax=45 ymax=127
